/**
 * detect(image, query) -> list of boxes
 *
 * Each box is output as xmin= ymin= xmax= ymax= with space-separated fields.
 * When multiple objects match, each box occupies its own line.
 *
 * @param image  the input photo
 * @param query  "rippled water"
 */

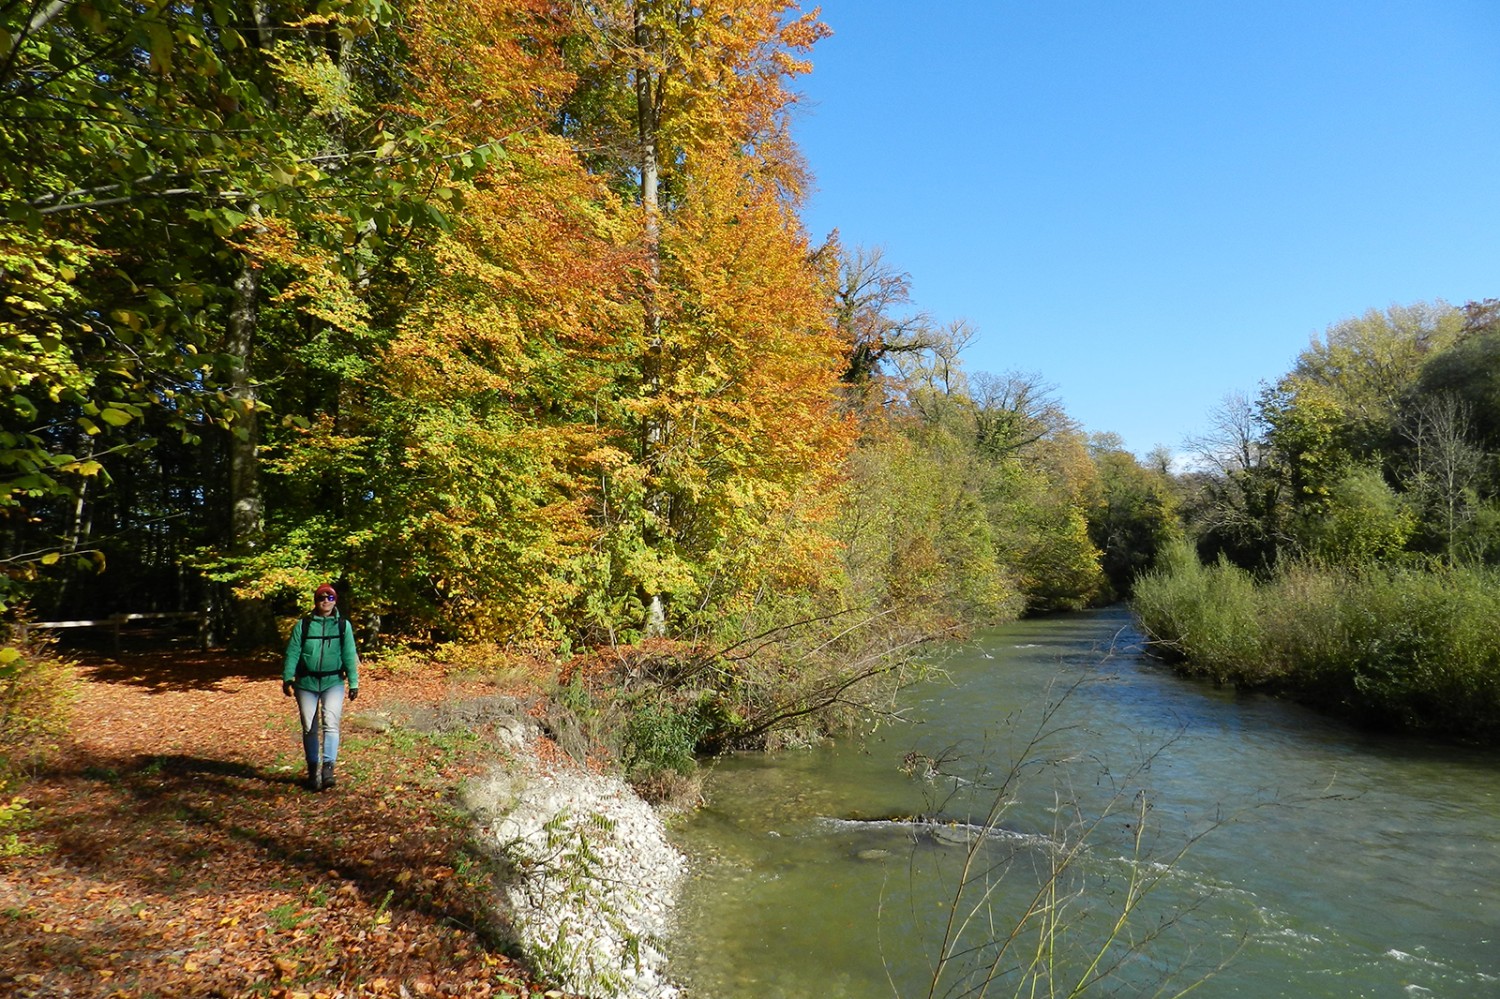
xmin=666 ymin=606 xmax=1500 ymax=998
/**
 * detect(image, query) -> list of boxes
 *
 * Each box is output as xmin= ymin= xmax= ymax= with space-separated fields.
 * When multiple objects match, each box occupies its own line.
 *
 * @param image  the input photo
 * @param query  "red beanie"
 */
xmin=314 ymin=584 xmax=337 ymax=600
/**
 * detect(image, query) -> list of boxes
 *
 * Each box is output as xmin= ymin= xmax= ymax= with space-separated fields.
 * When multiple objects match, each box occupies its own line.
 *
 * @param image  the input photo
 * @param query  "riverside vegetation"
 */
xmin=1136 ymin=300 xmax=1500 ymax=744
xmin=1135 ymin=543 xmax=1500 ymax=742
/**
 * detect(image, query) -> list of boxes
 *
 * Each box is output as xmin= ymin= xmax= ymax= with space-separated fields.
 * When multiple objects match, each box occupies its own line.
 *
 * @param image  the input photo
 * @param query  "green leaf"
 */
xmin=100 ymin=407 xmax=132 ymax=427
xmin=143 ymin=21 xmax=174 ymax=74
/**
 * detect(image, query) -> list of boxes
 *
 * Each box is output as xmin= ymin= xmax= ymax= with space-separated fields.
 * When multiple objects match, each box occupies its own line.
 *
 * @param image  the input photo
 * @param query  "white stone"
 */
xmin=471 ymin=753 xmax=686 ymax=999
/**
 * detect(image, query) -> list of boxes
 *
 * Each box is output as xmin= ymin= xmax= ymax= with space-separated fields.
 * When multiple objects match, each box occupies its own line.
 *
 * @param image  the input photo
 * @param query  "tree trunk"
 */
xmin=635 ymin=1 xmax=667 ymax=637
xmin=225 ymin=249 xmax=277 ymax=647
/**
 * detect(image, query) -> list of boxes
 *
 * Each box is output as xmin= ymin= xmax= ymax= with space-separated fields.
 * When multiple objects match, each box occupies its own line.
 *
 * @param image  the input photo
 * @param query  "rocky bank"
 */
xmin=442 ymin=704 xmax=687 ymax=999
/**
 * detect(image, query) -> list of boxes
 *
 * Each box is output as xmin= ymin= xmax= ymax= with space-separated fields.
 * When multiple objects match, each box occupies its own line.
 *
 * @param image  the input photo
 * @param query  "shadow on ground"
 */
xmin=74 ymin=648 xmax=274 ymax=691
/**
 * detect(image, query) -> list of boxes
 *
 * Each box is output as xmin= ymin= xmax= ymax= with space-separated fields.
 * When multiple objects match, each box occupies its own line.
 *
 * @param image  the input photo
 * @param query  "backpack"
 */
xmin=296 ymin=612 xmax=351 ymax=678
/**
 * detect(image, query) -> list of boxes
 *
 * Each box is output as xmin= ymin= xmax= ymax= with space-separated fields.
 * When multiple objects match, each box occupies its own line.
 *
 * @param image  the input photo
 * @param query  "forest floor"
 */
xmin=0 ymin=644 xmax=573 ymax=999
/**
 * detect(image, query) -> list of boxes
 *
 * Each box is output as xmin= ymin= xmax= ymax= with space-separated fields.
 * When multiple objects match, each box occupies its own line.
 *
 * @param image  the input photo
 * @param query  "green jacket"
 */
xmin=283 ymin=611 xmax=359 ymax=693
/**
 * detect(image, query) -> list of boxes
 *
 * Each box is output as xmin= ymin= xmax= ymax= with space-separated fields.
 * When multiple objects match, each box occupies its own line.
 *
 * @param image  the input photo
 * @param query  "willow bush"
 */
xmin=1331 ymin=565 xmax=1500 ymax=735
xmin=1133 ymin=549 xmax=1500 ymax=741
xmin=1130 ymin=539 xmax=1262 ymax=684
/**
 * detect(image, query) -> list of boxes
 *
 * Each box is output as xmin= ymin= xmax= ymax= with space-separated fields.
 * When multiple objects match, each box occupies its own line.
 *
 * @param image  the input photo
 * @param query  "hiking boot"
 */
xmin=307 ymin=761 xmax=322 ymax=791
xmin=321 ymin=762 xmax=336 ymax=789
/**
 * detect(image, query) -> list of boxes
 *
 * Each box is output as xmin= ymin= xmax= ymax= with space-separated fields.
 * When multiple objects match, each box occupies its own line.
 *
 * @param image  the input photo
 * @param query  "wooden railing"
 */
xmin=15 ymin=611 xmax=209 ymax=652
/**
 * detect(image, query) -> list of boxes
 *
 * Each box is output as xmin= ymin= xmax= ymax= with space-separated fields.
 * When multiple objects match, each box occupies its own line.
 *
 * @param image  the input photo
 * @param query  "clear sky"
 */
xmin=790 ymin=1 xmax=1500 ymax=460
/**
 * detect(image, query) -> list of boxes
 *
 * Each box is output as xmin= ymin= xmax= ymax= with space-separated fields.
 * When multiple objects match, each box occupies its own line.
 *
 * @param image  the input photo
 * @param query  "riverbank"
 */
xmin=467 ymin=753 xmax=685 ymax=999
xmin=0 ymin=647 xmax=686 ymax=998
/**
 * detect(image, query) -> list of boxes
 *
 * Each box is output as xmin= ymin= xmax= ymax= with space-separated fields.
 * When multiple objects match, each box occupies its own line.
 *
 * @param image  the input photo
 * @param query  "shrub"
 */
xmin=1133 ymin=552 xmax=1500 ymax=741
xmin=1133 ymin=539 xmax=1263 ymax=684
xmin=0 ymin=640 xmax=78 ymax=774
xmin=1256 ymin=561 xmax=1349 ymax=695
xmin=0 ymin=778 xmax=30 ymax=856
xmin=1337 ymin=564 xmax=1500 ymax=735
xmin=623 ymin=700 xmax=707 ymax=781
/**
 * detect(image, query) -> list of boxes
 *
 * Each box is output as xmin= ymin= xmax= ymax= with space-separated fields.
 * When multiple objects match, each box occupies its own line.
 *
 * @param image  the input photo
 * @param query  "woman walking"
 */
xmin=282 ymin=584 xmax=359 ymax=790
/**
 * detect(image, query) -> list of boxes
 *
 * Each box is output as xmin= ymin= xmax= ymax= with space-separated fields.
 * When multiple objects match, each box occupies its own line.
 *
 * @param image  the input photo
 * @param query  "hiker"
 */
xmin=282 ymin=584 xmax=359 ymax=790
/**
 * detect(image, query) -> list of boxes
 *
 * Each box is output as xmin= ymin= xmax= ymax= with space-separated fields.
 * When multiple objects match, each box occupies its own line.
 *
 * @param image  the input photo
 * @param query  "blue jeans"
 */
xmin=295 ymin=685 xmax=346 ymax=768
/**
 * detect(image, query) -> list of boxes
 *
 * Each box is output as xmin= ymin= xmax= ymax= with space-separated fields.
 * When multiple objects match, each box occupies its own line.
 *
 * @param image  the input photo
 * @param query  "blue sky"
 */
xmin=790 ymin=1 xmax=1500 ymax=460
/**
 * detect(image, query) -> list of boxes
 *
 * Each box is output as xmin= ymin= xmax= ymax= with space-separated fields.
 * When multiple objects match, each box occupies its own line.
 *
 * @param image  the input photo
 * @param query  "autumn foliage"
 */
xmin=0 ymin=2 xmax=1200 ymax=992
xmin=1 ymin=0 xmax=1153 ymax=650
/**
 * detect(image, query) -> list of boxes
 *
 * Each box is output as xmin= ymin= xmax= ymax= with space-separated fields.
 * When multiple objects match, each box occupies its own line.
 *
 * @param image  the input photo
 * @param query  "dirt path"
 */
xmin=0 ymin=648 xmax=557 ymax=999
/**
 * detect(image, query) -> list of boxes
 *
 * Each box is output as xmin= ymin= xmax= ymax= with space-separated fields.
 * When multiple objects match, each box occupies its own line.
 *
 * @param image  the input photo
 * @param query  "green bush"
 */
xmin=1241 ymin=560 xmax=1351 ymax=696
xmin=0 ymin=778 xmax=31 ymax=856
xmin=623 ymin=699 xmax=709 ymax=781
xmin=1335 ymin=565 xmax=1500 ymax=734
xmin=1132 ymin=553 xmax=1500 ymax=741
xmin=0 ymin=641 xmax=78 ymax=774
xmin=1132 ymin=539 xmax=1263 ymax=684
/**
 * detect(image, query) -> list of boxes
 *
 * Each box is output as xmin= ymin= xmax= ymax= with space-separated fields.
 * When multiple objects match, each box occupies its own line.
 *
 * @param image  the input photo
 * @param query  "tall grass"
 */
xmin=1132 ymin=542 xmax=1500 ymax=741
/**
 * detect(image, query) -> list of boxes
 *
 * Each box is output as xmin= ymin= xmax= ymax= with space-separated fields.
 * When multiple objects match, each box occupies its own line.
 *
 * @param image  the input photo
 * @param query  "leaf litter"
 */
xmin=0 ymin=648 xmax=571 ymax=998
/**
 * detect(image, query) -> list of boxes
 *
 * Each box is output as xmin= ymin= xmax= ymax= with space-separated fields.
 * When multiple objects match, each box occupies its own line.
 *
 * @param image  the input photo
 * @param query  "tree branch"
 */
xmin=21 ymin=130 xmax=524 ymax=215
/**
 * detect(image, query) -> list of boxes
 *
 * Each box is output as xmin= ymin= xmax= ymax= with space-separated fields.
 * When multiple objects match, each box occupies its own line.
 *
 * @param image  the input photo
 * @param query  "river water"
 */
xmin=665 ymin=606 xmax=1500 ymax=998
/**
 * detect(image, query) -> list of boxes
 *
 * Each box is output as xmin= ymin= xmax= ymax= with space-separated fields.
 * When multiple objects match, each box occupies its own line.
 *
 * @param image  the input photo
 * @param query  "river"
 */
xmin=665 ymin=606 xmax=1500 ymax=998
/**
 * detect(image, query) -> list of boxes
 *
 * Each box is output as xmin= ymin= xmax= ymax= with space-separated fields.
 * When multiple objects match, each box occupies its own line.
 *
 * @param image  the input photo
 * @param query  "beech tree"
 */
xmin=2 ymin=0 xmax=549 ymax=624
xmin=2 ymin=0 xmax=404 ymax=618
xmin=545 ymin=0 xmax=843 ymax=638
xmin=2 ymin=0 xmax=1123 ymax=653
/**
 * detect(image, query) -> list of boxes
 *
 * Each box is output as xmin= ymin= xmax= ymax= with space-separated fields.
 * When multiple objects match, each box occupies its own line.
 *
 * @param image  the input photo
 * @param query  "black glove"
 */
xmin=282 ymin=681 xmax=293 ymax=697
xmin=348 ymin=687 xmax=359 ymax=702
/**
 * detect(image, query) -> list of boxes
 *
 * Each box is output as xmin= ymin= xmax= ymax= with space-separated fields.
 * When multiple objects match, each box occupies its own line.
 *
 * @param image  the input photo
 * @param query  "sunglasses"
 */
xmin=316 ymin=594 xmax=337 ymax=602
